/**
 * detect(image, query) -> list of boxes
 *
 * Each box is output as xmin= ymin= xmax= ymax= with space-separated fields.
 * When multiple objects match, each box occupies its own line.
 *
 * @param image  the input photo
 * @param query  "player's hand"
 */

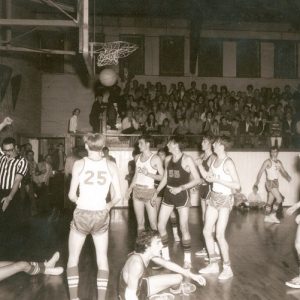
xmin=189 ymin=273 xmax=206 ymax=286
xmin=2 ymin=117 xmax=13 ymax=126
xmin=150 ymin=192 xmax=157 ymax=207
xmin=169 ymin=186 xmax=182 ymax=195
xmin=287 ymin=205 xmax=299 ymax=216
xmin=1 ymin=195 xmax=12 ymax=212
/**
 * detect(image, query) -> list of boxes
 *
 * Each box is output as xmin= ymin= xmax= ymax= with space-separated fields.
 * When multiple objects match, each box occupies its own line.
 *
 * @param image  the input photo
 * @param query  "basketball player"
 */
xmin=195 ymin=135 xmax=220 ymax=258
xmin=0 ymin=252 xmax=63 ymax=282
xmin=67 ymin=133 xmax=122 ymax=300
xmin=198 ymin=136 xmax=240 ymax=280
xmin=157 ymin=147 xmax=180 ymax=243
xmin=152 ymin=135 xmax=201 ymax=269
xmin=118 ymin=230 xmax=206 ymax=300
xmin=254 ymin=146 xmax=291 ymax=224
xmin=286 ymin=201 xmax=300 ymax=288
xmin=126 ymin=135 xmax=164 ymax=233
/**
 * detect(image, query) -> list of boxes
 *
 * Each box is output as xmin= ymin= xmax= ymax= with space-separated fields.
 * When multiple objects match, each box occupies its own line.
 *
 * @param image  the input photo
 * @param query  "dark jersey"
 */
xmin=167 ymin=154 xmax=190 ymax=187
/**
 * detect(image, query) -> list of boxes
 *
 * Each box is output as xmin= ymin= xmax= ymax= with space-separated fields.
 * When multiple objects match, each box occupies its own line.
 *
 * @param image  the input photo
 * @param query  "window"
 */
xmin=159 ymin=36 xmax=184 ymax=76
xmin=274 ymin=41 xmax=297 ymax=79
xmin=119 ymin=34 xmax=145 ymax=75
xmin=198 ymin=39 xmax=223 ymax=77
xmin=237 ymin=40 xmax=260 ymax=78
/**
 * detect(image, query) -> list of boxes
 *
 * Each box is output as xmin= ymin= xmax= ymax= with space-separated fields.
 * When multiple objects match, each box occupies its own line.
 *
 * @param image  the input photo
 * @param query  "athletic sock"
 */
xmin=170 ymin=216 xmax=179 ymax=240
xmin=161 ymin=234 xmax=170 ymax=260
xmin=67 ymin=266 xmax=79 ymax=300
xmin=97 ymin=269 xmax=109 ymax=300
xmin=182 ymin=239 xmax=191 ymax=263
xmin=27 ymin=262 xmax=45 ymax=275
xmin=209 ymin=253 xmax=218 ymax=263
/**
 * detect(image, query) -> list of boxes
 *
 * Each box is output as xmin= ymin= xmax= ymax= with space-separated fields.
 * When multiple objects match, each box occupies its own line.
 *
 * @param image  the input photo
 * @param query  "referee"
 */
xmin=0 ymin=117 xmax=28 ymax=235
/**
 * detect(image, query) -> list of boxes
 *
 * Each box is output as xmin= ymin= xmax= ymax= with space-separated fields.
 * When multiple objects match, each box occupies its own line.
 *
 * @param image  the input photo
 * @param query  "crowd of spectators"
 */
xmin=95 ymin=80 xmax=300 ymax=149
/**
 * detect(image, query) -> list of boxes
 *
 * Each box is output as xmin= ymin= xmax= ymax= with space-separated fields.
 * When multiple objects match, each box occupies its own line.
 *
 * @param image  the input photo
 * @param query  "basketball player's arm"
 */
xmin=125 ymin=260 xmax=144 ymax=300
xmin=278 ymin=161 xmax=292 ymax=182
xmin=107 ymin=161 xmax=122 ymax=210
xmin=151 ymin=257 xmax=206 ymax=286
xmin=254 ymin=160 xmax=269 ymax=187
xmin=68 ymin=160 xmax=83 ymax=203
xmin=125 ymin=157 xmax=139 ymax=200
xmin=0 ymin=117 xmax=13 ymax=131
xmin=142 ymin=155 xmax=164 ymax=181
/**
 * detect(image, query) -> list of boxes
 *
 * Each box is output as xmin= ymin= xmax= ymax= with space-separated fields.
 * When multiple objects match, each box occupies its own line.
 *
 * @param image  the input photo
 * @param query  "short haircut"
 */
xmin=270 ymin=146 xmax=279 ymax=152
xmin=135 ymin=230 xmax=160 ymax=253
xmin=73 ymin=108 xmax=80 ymax=114
xmin=215 ymin=135 xmax=232 ymax=151
xmin=102 ymin=146 xmax=109 ymax=152
xmin=2 ymin=137 xmax=16 ymax=147
xmin=138 ymin=134 xmax=152 ymax=145
xmin=202 ymin=134 xmax=215 ymax=145
xmin=157 ymin=146 xmax=170 ymax=156
xmin=83 ymin=133 xmax=105 ymax=151
xmin=168 ymin=135 xmax=186 ymax=150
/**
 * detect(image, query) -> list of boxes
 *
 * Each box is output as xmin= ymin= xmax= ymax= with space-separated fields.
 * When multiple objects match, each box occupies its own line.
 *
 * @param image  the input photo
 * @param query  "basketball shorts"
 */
xmin=162 ymin=186 xmax=190 ymax=209
xmin=133 ymin=185 xmax=156 ymax=203
xmin=207 ymin=191 xmax=234 ymax=210
xmin=199 ymin=183 xmax=210 ymax=200
xmin=70 ymin=208 xmax=109 ymax=236
xmin=266 ymin=179 xmax=279 ymax=192
xmin=118 ymin=277 xmax=148 ymax=300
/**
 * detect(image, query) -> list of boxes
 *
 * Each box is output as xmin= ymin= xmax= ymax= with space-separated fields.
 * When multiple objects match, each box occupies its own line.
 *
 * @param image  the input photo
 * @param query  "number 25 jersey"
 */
xmin=77 ymin=157 xmax=112 ymax=211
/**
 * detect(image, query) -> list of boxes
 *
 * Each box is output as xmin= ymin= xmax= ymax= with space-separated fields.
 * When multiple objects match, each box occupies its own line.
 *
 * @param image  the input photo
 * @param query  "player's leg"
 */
xmin=146 ymin=274 xmax=183 ymax=296
xmin=145 ymin=200 xmax=158 ymax=230
xmin=67 ymin=229 xmax=86 ymax=300
xmin=133 ymin=197 xmax=146 ymax=234
xmin=264 ymin=190 xmax=275 ymax=223
xmin=199 ymin=205 xmax=219 ymax=274
xmin=177 ymin=206 xmax=192 ymax=268
xmin=286 ymin=219 xmax=300 ymax=288
xmin=158 ymin=204 xmax=175 ymax=260
xmin=92 ymin=231 xmax=109 ymax=300
xmin=269 ymin=188 xmax=283 ymax=223
xmin=215 ymin=207 xmax=233 ymax=280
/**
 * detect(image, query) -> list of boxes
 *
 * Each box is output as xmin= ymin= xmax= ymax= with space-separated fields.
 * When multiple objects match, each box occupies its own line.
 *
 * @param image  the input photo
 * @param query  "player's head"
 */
xmin=202 ymin=134 xmax=215 ymax=151
xmin=213 ymin=135 xmax=232 ymax=153
xmin=135 ymin=230 xmax=162 ymax=255
xmin=157 ymin=146 xmax=169 ymax=162
xmin=2 ymin=137 xmax=17 ymax=159
xmin=138 ymin=134 xmax=152 ymax=152
xmin=167 ymin=135 xmax=186 ymax=152
xmin=83 ymin=133 xmax=105 ymax=152
xmin=269 ymin=146 xmax=279 ymax=159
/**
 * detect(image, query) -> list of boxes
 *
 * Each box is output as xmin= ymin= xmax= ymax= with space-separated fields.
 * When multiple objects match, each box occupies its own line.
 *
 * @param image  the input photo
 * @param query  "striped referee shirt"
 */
xmin=0 ymin=149 xmax=28 ymax=190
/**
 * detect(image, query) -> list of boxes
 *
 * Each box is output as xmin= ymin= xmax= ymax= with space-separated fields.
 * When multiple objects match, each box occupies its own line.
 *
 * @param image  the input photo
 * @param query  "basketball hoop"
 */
xmin=90 ymin=41 xmax=138 ymax=67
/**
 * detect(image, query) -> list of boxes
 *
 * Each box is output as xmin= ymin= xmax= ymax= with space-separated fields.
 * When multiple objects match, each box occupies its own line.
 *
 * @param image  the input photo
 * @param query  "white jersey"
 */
xmin=76 ymin=157 xmax=112 ymax=210
xmin=135 ymin=153 xmax=156 ymax=188
xmin=211 ymin=157 xmax=232 ymax=195
xmin=266 ymin=159 xmax=280 ymax=180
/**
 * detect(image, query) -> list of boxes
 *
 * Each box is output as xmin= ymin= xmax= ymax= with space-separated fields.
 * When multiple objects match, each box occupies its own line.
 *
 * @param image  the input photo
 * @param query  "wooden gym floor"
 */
xmin=0 ymin=207 xmax=299 ymax=300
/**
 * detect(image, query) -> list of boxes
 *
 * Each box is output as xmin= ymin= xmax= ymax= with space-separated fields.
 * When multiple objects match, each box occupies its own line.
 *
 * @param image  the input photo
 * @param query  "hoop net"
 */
xmin=90 ymin=41 xmax=138 ymax=67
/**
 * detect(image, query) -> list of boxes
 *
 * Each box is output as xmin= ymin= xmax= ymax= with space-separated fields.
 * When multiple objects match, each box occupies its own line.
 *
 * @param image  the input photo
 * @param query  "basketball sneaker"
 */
xmin=198 ymin=263 xmax=219 ymax=274
xmin=195 ymin=248 xmax=207 ymax=257
xmin=286 ymin=276 xmax=300 ymax=288
xmin=218 ymin=265 xmax=233 ymax=280
xmin=170 ymin=282 xmax=196 ymax=295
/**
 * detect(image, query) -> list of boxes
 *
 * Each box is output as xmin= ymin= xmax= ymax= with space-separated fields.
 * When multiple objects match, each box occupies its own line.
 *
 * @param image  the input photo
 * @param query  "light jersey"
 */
xmin=135 ymin=153 xmax=156 ymax=188
xmin=211 ymin=156 xmax=232 ymax=195
xmin=266 ymin=159 xmax=280 ymax=180
xmin=76 ymin=157 xmax=112 ymax=211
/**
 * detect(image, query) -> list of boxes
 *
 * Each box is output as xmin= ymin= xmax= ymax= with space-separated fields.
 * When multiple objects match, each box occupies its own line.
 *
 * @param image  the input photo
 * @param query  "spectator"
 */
xmin=68 ymin=108 xmax=80 ymax=133
xmin=188 ymin=111 xmax=203 ymax=135
xmin=269 ymin=115 xmax=282 ymax=148
xmin=160 ymin=118 xmax=173 ymax=135
xmin=102 ymin=146 xmax=116 ymax=163
xmin=247 ymin=185 xmax=264 ymax=208
xmin=209 ymin=119 xmax=220 ymax=137
xmin=89 ymin=95 xmax=106 ymax=132
xmin=219 ymin=117 xmax=231 ymax=137
xmin=145 ymin=112 xmax=158 ymax=133
xmin=121 ymin=109 xmax=139 ymax=134
xmin=240 ymin=115 xmax=254 ymax=147
xmin=282 ymin=111 xmax=295 ymax=148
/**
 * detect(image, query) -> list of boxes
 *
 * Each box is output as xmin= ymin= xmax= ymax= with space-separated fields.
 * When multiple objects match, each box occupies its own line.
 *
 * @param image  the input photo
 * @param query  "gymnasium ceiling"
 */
xmin=11 ymin=0 xmax=300 ymax=25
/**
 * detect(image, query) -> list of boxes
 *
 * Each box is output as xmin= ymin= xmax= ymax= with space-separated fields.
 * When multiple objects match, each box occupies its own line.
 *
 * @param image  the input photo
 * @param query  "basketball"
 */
xmin=99 ymin=68 xmax=118 ymax=86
